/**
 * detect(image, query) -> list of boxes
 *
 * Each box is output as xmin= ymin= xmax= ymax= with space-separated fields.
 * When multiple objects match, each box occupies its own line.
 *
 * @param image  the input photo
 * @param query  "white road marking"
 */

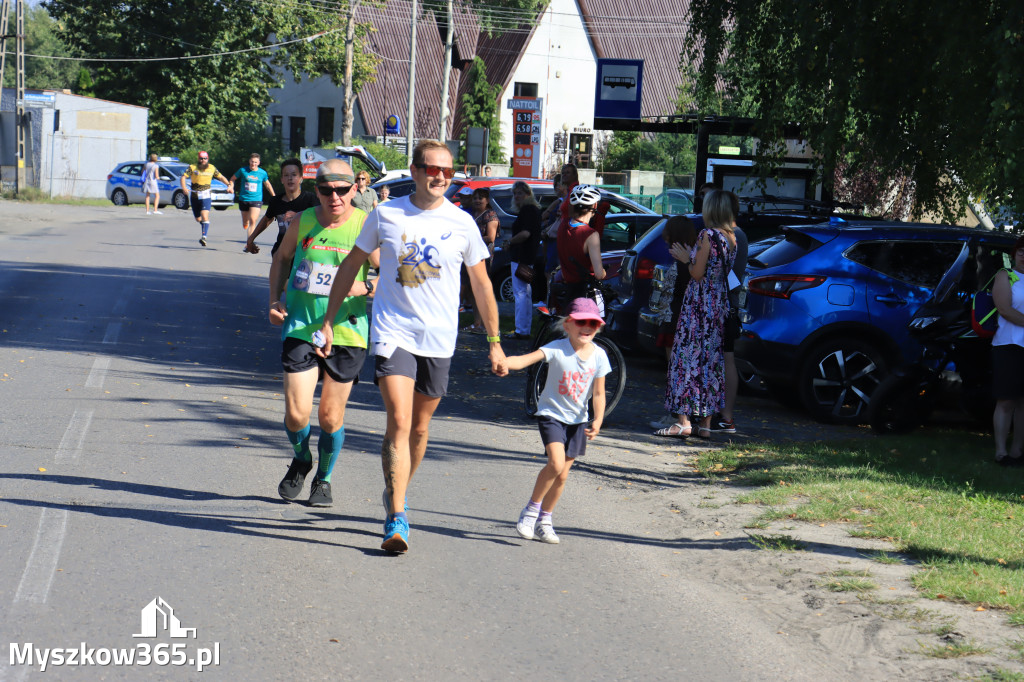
xmin=85 ymin=357 xmax=111 ymax=388
xmin=14 ymin=508 xmax=69 ymax=604
xmin=55 ymin=409 xmax=93 ymax=462
xmin=101 ymin=322 xmax=122 ymax=344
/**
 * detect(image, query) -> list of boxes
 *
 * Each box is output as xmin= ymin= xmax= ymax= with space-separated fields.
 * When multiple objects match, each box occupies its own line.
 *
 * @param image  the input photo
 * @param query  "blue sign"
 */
xmin=385 ymin=114 xmax=401 ymax=136
xmin=594 ymin=59 xmax=644 ymax=119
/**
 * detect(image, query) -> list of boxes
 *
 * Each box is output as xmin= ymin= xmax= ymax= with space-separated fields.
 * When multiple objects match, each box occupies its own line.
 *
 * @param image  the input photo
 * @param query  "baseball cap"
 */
xmin=566 ymin=297 xmax=604 ymax=323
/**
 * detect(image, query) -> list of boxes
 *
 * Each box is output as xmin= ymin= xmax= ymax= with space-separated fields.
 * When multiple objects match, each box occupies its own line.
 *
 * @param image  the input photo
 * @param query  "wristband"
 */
xmin=486 ymin=336 xmax=501 ymax=343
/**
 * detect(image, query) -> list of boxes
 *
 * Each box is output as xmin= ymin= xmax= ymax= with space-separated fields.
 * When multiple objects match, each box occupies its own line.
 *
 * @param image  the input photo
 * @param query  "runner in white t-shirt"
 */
xmin=318 ymin=140 xmax=508 ymax=554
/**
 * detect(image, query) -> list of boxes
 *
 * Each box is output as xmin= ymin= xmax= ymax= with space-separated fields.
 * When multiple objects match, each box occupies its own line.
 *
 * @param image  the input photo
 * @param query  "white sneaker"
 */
xmin=146 ymin=210 xmax=151 ymax=215
xmin=153 ymin=210 xmax=163 ymax=215
xmin=536 ymin=519 xmax=560 ymax=544
xmin=516 ymin=506 xmax=539 ymax=539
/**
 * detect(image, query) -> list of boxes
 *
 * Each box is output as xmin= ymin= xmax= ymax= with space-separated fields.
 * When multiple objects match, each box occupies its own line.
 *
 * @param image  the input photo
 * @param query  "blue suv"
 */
xmin=736 ymin=221 xmax=1016 ymax=424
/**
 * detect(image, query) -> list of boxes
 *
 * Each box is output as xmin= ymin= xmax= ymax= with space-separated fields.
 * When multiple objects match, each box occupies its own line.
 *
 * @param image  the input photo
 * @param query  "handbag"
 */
xmin=514 ymin=262 xmax=535 ymax=284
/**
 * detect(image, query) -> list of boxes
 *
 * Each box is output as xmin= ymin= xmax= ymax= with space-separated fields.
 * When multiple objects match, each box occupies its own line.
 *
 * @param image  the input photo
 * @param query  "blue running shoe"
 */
xmin=381 ymin=515 xmax=410 ymax=554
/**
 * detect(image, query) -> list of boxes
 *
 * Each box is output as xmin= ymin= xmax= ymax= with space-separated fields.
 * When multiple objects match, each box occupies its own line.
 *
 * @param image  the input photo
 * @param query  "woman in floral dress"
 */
xmin=656 ymin=190 xmax=736 ymax=438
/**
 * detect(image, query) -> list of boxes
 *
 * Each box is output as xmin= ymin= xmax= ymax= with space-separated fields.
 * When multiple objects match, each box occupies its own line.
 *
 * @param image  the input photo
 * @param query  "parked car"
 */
xmin=611 ymin=197 xmax=864 ymax=352
xmin=487 ymin=188 xmax=658 ymax=302
xmin=736 ymin=222 xmax=1017 ymax=424
xmin=106 ymin=158 xmax=234 ymax=210
xmin=652 ymin=188 xmax=694 ymax=215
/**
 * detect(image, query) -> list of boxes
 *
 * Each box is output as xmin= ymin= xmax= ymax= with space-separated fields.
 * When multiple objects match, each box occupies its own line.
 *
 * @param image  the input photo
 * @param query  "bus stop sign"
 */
xmin=594 ymin=59 xmax=643 ymax=120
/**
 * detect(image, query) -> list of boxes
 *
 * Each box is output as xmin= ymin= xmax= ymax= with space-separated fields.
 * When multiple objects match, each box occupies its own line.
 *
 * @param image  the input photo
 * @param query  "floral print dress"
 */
xmin=664 ymin=228 xmax=736 ymax=418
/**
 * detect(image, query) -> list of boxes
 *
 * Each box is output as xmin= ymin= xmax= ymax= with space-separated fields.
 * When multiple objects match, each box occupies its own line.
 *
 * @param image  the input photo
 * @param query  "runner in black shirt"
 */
xmin=245 ymin=158 xmax=318 ymax=256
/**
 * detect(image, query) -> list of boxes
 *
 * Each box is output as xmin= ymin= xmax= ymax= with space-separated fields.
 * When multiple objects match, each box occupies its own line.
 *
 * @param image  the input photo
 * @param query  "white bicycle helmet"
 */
xmin=568 ymin=183 xmax=601 ymax=207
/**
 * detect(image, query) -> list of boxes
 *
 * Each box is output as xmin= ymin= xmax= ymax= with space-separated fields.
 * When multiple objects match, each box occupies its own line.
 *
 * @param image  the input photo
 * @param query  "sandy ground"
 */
xmin=456 ymin=342 xmax=1024 ymax=680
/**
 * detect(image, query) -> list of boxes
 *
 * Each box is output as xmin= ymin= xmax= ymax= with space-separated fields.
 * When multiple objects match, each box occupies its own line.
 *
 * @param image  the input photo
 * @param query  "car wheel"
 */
xmin=493 ymin=267 xmax=514 ymax=302
xmin=798 ymin=340 xmax=887 ymax=425
xmin=173 ymin=190 xmax=188 ymax=210
xmin=111 ymin=189 xmax=128 ymax=206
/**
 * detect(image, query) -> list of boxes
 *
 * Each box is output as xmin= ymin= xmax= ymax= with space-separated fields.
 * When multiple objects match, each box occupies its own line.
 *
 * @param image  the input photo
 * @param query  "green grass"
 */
xmin=1 ymin=187 xmax=110 ymax=206
xmin=691 ymin=431 xmax=1024 ymax=619
xmin=862 ymin=550 xmax=906 ymax=565
xmin=745 ymin=532 xmax=805 ymax=551
xmin=914 ymin=639 xmax=990 ymax=658
xmin=820 ymin=570 xmax=878 ymax=593
xmin=978 ymin=670 xmax=1024 ymax=682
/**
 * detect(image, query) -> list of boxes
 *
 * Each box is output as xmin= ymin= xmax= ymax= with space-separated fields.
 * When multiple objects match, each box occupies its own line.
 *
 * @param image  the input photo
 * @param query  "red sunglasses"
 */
xmin=414 ymin=163 xmax=456 ymax=179
xmin=573 ymin=319 xmax=601 ymax=328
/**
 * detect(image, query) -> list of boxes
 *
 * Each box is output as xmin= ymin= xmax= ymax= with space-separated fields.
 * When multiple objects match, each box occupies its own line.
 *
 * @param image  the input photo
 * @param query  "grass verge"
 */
xmin=1 ymin=187 xmax=110 ymax=206
xmin=691 ymin=429 xmax=1024 ymax=622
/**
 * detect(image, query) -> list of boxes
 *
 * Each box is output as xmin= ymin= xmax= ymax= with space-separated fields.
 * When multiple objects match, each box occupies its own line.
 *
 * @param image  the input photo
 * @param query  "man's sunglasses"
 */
xmin=573 ymin=319 xmax=602 ymax=329
xmin=413 ymin=163 xmax=456 ymax=179
xmin=316 ymin=184 xmax=353 ymax=197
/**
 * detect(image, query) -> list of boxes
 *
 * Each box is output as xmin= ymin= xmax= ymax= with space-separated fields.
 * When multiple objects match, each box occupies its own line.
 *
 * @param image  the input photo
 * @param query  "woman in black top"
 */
xmin=505 ymin=181 xmax=543 ymax=339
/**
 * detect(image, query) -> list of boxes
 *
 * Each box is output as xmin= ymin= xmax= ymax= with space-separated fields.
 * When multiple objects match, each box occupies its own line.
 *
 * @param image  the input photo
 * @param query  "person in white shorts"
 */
xmin=318 ymin=139 xmax=507 ymax=554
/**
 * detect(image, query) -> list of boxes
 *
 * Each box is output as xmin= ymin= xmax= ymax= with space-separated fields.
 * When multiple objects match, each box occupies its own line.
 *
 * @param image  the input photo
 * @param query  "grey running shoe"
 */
xmin=516 ymin=506 xmax=539 ymax=540
xmin=278 ymin=458 xmax=312 ymax=501
xmin=308 ymin=478 xmax=332 ymax=507
xmin=535 ymin=519 xmax=559 ymax=544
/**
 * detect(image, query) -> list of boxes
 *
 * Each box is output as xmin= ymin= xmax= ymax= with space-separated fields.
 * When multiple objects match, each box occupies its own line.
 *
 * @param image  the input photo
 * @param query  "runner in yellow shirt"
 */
xmin=180 ymin=151 xmax=234 ymax=247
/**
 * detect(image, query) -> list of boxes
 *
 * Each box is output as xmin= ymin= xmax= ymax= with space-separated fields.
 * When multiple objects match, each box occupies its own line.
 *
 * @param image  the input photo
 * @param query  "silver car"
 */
xmin=106 ymin=158 xmax=235 ymax=210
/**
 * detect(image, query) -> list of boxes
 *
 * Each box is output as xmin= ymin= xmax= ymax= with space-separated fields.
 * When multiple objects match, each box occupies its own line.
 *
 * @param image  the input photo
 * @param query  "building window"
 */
xmin=514 ymin=82 xmax=538 ymax=97
xmin=271 ymin=116 xmax=282 ymax=137
xmin=289 ymin=116 xmax=306 ymax=153
xmin=317 ymin=108 xmax=335 ymax=146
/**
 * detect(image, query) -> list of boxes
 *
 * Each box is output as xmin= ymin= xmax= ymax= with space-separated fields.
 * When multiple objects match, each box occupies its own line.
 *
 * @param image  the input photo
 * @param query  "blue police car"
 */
xmin=105 ymin=158 xmax=234 ymax=210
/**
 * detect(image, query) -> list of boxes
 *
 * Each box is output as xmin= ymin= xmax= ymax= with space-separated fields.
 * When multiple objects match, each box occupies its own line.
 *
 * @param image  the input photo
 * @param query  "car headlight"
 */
xmin=909 ymin=316 xmax=940 ymax=330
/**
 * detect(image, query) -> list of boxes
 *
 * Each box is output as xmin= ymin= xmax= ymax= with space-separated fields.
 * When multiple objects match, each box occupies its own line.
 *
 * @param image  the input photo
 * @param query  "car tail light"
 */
xmin=107 ymin=174 xmax=113 ymax=180
xmin=635 ymin=257 xmax=657 ymax=280
xmin=748 ymin=275 xmax=826 ymax=299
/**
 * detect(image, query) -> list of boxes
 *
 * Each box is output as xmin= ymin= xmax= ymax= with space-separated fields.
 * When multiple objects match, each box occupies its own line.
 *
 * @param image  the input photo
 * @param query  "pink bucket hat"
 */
xmin=566 ymin=297 xmax=604 ymax=324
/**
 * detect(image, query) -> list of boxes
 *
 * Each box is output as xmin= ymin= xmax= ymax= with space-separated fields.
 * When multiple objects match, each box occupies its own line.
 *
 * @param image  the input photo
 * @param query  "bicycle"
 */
xmin=522 ymin=277 xmax=627 ymax=419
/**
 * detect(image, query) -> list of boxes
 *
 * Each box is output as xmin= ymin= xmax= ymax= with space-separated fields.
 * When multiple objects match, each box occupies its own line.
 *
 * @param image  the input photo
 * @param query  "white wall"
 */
xmin=497 ymin=0 xmax=597 ymax=176
xmin=267 ymin=74 xmax=364 ymax=150
xmin=45 ymin=93 xmax=148 ymax=198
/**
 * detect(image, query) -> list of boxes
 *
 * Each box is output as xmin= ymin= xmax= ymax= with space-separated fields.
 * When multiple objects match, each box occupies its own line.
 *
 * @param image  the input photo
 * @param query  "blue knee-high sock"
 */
xmin=285 ymin=422 xmax=312 ymax=462
xmin=201 ymin=221 xmax=210 ymax=236
xmin=316 ymin=426 xmax=344 ymax=482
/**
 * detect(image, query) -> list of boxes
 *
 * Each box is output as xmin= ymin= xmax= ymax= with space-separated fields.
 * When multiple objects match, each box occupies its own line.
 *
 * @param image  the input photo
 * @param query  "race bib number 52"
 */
xmin=291 ymin=260 xmax=338 ymax=297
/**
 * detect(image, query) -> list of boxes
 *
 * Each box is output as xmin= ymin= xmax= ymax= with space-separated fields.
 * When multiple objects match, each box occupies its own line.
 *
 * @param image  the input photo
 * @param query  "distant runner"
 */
xmin=233 ymin=153 xmax=275 ymax=250
xmin=245 ymin=158 xmax=316 ymax=257
xmin=181 ymin=151 xmax=233 ymax=247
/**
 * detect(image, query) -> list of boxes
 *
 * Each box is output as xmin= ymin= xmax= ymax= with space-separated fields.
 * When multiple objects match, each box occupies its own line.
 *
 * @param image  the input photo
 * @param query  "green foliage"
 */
xmin=600 ymin=131 xmax=697 ymax=177
xmin=170 ymin=119 xmax=285 ymax=183
xmin=684 ymin=0 xmax=1024 ymax=220
xmin=2 ymin=5 xmax=82 ymax=90
xmin=460 ymin=57 xmax=504 ymax=163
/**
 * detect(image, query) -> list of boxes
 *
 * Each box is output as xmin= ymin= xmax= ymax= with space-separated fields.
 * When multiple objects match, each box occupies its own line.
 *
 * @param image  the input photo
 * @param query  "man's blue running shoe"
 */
xmin=381 ymin=515 xmax=410 ymax=554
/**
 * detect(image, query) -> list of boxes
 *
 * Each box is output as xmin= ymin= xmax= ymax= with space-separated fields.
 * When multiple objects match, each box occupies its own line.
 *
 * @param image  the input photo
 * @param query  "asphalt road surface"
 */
xmin=0 ymin=203 xmax=831 ymax=681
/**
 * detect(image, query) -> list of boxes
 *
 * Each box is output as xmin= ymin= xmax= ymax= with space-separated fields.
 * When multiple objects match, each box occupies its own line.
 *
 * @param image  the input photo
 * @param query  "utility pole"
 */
xmin=405 ymin=0 xmax=416 ymax=164
xmin=15 ymin=0 xmax=26 ymax=193
xmin=341 ymin=0 xmax=360 ymax=146
xmin=437 ymin=0 xmax=453 ymax=142
xmin=0 ymin=0 xmax=10 ymax=90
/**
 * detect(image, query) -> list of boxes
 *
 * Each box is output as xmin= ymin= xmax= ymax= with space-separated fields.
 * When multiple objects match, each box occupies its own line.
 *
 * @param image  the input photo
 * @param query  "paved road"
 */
xmin=0 ymin=203 xmax=833 ymax=680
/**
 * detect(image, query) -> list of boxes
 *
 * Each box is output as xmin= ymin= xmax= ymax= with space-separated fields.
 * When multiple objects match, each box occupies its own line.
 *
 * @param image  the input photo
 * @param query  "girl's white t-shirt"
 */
xmin=355 ymin=195 xmax=489 ymax=358
xmin=993 ymin=272 xmax=1024 ymax=348
xmin=536 ymin=337 xmax=611 ymax=425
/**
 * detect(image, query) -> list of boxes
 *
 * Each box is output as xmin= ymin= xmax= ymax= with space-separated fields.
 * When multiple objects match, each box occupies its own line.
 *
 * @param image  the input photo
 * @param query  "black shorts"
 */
xmin=536 ymin=416 xmax=587 ymax=459
xmin=724 ymin=312 xmax=740 ymax=353
xmin=992 ymin=344 xmax=1024 ymax=400
xmin=281 ymin=337 xmax=365 ymax=383
xmin=374 ymin=347 xmax=451 ymax=398
xmin=239 ymin=200 xmax=262 ymax=211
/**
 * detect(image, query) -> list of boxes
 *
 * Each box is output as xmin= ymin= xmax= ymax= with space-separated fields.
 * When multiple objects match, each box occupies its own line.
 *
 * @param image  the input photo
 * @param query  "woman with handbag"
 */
xmin=505 ymin=181 xmax=543 ymax=340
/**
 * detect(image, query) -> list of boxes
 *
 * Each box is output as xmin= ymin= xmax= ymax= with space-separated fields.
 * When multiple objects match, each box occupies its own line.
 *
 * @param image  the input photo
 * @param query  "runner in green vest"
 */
xmin=268 ymin=158 xmax=380 ymax=507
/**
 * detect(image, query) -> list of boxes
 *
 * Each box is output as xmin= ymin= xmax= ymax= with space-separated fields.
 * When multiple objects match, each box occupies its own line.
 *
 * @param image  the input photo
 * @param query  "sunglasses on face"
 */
xmin=198 ymin=157 xmax=208 ymax=161
xmin=573 ymin=319 xmax=601 ymax=329
xmin=316 ymin=184 xmax=353 ymax=197
xmin=414 ymin=163 xmax=456 ymax=179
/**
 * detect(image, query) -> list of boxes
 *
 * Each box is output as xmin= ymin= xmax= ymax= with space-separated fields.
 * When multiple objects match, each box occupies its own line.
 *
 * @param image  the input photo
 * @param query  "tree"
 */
xmin=2 ymin=5 xmax=82 ymax=91
xmin=459 ymin=56 xmax=504 ymax=163
xmin=684 ymin=0 xmax=1024 ymax=221
xmin=41 ymin=0 xmax=377 ymax=152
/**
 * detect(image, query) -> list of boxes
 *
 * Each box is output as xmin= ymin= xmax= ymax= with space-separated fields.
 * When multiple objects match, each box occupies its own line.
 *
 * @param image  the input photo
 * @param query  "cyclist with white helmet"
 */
xmin=556 ymin=184 xmax=606 ymax=308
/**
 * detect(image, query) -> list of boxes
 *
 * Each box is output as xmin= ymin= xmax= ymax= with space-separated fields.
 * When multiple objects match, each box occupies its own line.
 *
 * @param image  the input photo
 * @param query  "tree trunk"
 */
xmin=342 ymin=1 xmax=359 ymax=146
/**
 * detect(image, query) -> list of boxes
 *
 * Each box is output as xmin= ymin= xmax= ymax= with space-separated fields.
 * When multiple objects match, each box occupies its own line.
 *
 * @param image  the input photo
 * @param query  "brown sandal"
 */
xmin=654 ymin=423 xmax=691 ymax=438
